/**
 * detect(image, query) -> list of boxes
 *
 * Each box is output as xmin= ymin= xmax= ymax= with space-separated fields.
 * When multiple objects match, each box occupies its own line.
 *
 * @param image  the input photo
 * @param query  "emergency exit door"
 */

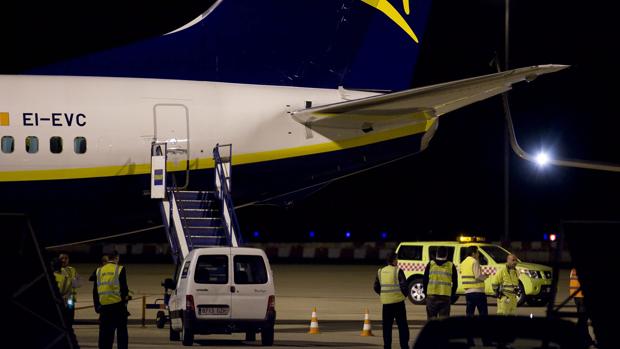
xmin=153 ymin=104 xmax=190 ymax=188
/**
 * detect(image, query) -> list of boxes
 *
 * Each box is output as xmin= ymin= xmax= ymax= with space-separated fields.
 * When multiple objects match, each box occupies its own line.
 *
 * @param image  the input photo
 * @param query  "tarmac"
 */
xmin=71 ymin=264 xmax=576 ymax=348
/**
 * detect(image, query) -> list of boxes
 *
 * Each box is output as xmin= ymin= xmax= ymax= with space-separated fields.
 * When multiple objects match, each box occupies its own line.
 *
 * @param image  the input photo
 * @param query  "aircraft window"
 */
xmin=74 ymin=137 xmax=87 ymax=154
xmin=50 ymin=136 xmax=63 ymax=154
xmin=25 ymin=136 xmax=39 ymax=154
xmin=1 ymin=136 xmax=14 ymax=153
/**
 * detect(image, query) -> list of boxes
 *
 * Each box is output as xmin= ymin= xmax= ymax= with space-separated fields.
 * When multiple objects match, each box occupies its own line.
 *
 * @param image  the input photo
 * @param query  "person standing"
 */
xmin=570 ymin=267 xmax=595 ymax=347
xmin=423 ymin=247 xmax=458 ymax=319
xmin=492 ymin=254 xmax=519 ymax=315
xmin=373 ymin=253 xmax=410 ymax=349
xmin=94 ymin=252 xmax=129 ymax=349
xmin=461 ymin=246 xmax=488 ymax=317
xmin=59 ymin=253 xmax=80 ymax=324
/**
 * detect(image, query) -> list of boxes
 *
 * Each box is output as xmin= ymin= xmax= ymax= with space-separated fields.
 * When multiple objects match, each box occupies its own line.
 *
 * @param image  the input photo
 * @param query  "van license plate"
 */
xmin=199 ymin=306 xmax=229 ymax=315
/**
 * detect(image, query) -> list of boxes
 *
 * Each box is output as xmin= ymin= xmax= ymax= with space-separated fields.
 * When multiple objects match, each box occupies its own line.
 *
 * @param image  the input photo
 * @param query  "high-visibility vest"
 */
xmin=427 ymin=260 xmax=453 ymax=296
xmin=569 ymin=268 xmax=583 ymax=298
xmin=96 ymin=263 xmax=124 ymax=305
xmin=54 ymin=269 xmax=71 ymax=300
xmin=461 ymin=256 xmax=485 ymax=290
xmin=378 ymin=265 xmax=406 ymax=304
xmin=64 ymin=266 xmax=78 ymax=297
xmin=492 ymin=265 xmax=519 ymax=296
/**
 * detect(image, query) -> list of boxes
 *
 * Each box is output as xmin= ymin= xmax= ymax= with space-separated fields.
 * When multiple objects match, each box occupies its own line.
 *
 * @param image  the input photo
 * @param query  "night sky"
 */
xmin=1 ymin=1 xmax=618 ymax=244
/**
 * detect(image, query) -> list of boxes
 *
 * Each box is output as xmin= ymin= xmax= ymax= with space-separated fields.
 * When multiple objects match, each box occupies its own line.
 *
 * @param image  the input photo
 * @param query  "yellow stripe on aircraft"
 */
xmin=0 ymin=120 xmax=434 ymax=182
xmin=362 ymin=0 xmax=419 ymax=43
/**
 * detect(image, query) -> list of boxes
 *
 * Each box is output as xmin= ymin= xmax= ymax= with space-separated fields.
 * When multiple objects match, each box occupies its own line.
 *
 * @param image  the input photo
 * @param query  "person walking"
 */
xmin=373 ymin=253 xmax=410 ymax=349
xmin=94 ymin=252 xmax=129 ymax=349
xmin=423 ymin=246 xmax=457 ymax=319
xmin=461 ymin=246 xmax=488 ymax=317
xmin=492 ymin=254 xmax=519 ymax=315
xmin=570 ymin=267 xmax=595 ymax=348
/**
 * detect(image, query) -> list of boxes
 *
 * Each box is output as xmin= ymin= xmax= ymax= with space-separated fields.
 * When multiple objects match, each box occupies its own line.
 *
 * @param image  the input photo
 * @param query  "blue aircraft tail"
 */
xmin=29 ymin=0 xmax=432 ymax=91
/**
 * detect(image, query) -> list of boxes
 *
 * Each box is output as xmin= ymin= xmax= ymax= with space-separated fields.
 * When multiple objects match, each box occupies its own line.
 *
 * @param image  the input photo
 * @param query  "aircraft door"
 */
xmin=154 ymin=104 xmax=190 ymax=188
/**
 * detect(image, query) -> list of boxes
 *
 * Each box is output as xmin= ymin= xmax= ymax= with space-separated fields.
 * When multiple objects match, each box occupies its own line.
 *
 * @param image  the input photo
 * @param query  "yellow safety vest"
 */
xmin=96 ymin=263 xmax=124 ymax=305
xmin=492 ymin=265 xmax=519 ymax=296
xmin=64 ymin=266 xmax=78 ymax=297
xmin=427 ymin=260 xmax=453 ymax=296
xmin=461 ymin=256 xmax=485 ymax=290
xmin=54 ymin=269 xmax=71 ymax=300
xmin=569 ymin=268 xmax=583 ymax=298
xmin=378 ymin=265 xmax=406 ymax=304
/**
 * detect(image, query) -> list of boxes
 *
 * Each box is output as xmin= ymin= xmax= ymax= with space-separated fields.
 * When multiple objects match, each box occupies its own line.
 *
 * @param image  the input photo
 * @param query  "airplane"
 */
xmin=0 ymin=0 xmax=567 ymax=244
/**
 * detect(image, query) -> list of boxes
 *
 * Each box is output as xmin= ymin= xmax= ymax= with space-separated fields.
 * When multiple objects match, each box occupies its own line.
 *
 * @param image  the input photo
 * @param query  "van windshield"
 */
xmin=195 ymin=255 xmax=228 ymax=284
xmin=234 ymin=255 xmax=268 ymax=284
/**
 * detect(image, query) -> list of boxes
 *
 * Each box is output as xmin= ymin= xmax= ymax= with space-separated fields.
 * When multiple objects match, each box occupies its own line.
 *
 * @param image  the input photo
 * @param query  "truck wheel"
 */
xmin=156 ymin=311 xmax=166 ymax=329
xmin=261 ymin=326 xmax=274 ymax=346
xmin=181 ymin=320 xmax=194 ymax=346
xmin=246 ymin=331 xmax=256 ymax=341
xmin=517 ymin=281 xmax=527 ymax=307
xmin=408 ymin=277 xmax=426 ymax=305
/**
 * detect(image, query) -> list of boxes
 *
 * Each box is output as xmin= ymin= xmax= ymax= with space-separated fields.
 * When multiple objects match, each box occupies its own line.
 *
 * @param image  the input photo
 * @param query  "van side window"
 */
xmin=26 ymin=136 xmax=39 ymax=153
xmin=181 ymin=259 xmax=191 ymax=279
xmin=195 ymin=255 xmax=228 ymax=284
xmin=50 ymin=136 xmax=63 ymax=153
xmin=234 ymin=255 xmax=268 ymax=284
xmin=397 ymin=246 xmax=422 ymax=260
xmin=1 ymin=136 xmax=14 ymax=153
xmin=429 ymin=246 xmax=454 ymax=261
xmin=74 ymin=137 xmax=87 ymax=154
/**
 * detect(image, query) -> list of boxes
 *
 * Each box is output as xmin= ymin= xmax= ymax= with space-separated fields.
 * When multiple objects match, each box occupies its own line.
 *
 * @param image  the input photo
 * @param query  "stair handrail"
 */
xmin=213 ymin=144 xmax=241 ymax=246
xmin=169 ymin=173 xmax=194 ymax=252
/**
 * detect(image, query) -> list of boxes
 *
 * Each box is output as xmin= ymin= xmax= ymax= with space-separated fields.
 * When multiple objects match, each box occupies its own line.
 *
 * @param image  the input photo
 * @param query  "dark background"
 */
xmin=1 ymin=1 xmax=618 ymax=244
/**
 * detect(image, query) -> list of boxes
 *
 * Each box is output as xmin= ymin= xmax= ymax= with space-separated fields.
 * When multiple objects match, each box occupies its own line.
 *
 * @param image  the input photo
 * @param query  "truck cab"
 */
xmin=167 ymin=247 xmax=276 ymax=346
xmin=396 ymin=239 xmax=552 ymax=307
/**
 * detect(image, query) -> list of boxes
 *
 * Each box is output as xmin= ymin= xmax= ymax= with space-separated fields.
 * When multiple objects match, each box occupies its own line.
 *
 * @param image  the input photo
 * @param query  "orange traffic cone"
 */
xmin=360 ymin=308 xmax=374 ymax=336
xmin=308 ymin=307 xmax=320 ymax=334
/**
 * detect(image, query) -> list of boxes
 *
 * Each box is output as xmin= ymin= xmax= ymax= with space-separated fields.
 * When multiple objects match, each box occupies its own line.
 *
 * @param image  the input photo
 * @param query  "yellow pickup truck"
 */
xmin=395 ymin=238 xmax=552 ymax=306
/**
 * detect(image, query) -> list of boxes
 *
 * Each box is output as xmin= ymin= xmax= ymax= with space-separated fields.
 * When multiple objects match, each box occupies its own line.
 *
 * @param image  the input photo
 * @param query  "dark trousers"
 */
xmin=98 ymin=303 xmax=128 ymax=349
xmin=465 ymin=292 xmax=488 ymax=317
xmin=575 ymin=298 xmax=594 ymax=347
xmin=382 ymin=301 xmax=409 ymax=349
xmin=426 ymin=295 xmax=451 ymax=320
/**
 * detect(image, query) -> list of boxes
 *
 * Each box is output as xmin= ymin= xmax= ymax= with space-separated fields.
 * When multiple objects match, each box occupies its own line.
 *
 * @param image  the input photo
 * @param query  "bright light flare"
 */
xmin=535 ymin=152 xmax=550 ymax=166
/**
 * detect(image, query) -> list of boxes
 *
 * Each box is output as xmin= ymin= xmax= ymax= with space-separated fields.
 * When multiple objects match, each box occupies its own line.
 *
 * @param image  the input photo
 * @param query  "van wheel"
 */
xmin=261 ymin=326 xmax=274 ymax=346
xmin=245 ymin=331 xmax=256 ymax=341
xmin=517 ymin=281 xmax=527 ymax=307
xmin=408 ymin=277 xmax=426 ymax=305
xmin=181 ymin=320 xmax=194 ymax=346
xmin=156 ymin=311 xmax=166 ymax=329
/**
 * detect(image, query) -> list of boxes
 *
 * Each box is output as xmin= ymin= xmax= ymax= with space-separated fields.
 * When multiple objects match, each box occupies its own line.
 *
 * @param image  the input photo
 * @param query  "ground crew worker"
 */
xmin=492 ymin=254 xmax=519 ymax=315
xmin=570 ymin=268 xmax=595 ymax=347
xmin=94 ymin=251 xmax=129 ymax=349
xmin=59 ymin=253 xmax=80 ymax=324
xmin=423 ymin=246 xmax=457 ymax=319
xmin=52 ymin=257 xmax=72 ymax=305
xmin=373 ymin=253 xmax=410 ymax=349
xmin=461 ymin=246 xmax=488 ymax=317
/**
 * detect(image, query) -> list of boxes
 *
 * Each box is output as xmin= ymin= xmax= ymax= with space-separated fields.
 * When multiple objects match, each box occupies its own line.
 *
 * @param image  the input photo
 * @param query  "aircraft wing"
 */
xmin=291 ymin=65 xmax=569 ymax=131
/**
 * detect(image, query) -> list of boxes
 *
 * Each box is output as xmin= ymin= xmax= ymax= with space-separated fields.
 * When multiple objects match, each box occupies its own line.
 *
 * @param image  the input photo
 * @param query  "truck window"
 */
xmin=429 ymin=246 xmax=454 ymax=261
xmin=479 ymin=245 xmax=511 ymax=264
xmin=234 ymin=255 xmax=268 ymax=284
xmin=195 ymin=255 xmax=228 ymax=284
xmin=459 ymin=247 xmax=488 ymax=265
xmin=397 ymin=246 xmax=422 ymax=260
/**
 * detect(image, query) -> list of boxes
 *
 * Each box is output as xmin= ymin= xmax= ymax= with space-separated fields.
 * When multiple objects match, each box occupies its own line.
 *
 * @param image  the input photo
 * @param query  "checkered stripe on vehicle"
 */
xmin=398 ymin=262 xmax=426 ymax=272
xmin=481 ymin=266 xmax=497 ymax=275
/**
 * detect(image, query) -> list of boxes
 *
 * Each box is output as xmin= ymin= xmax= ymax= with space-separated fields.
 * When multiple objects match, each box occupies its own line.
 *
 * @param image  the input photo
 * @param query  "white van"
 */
xmin=167 ymin=247 xmax=276 ymax=346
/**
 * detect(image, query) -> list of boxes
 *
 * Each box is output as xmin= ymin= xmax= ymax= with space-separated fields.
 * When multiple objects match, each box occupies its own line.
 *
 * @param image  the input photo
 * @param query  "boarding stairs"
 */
xmin=153 ymin=144 xmax=242 ymax=264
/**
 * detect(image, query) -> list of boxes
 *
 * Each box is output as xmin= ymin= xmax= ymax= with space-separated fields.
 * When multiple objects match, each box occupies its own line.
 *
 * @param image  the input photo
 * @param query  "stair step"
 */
xmin=175 ymin=191 xmax=217 ymax=201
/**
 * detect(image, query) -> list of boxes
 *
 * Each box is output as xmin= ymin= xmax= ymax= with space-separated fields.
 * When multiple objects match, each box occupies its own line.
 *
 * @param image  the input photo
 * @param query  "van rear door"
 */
xmin=231 ymin=253 xmax=272 ymax=319
xmin=193 ymin=254 xmax=232 ymax=320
